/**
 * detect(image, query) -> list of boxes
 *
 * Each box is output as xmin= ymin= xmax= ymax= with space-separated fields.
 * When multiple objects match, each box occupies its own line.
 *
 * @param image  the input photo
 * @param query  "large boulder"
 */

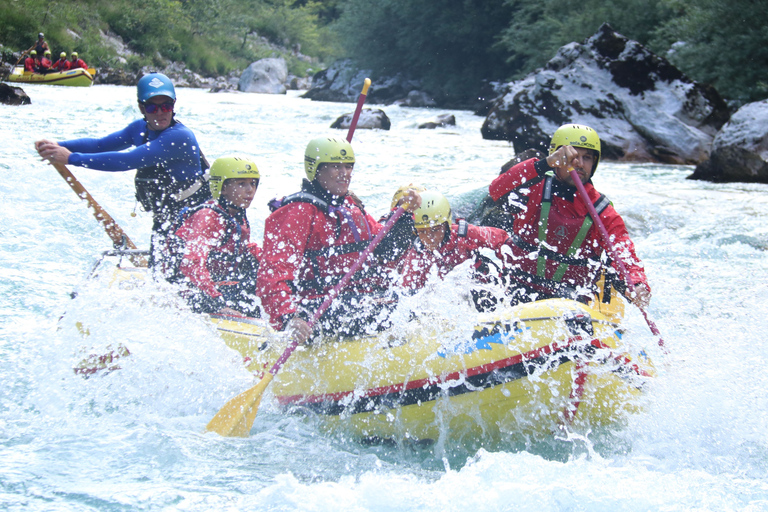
xmin=0 ymin=83 xmax=31 ymax=106
xmin=689 ymin=100 xmax=768 ymax=183
xmin=239 ymin=57 xmax=288 ymax=94
xmin=481 ymin=24 xmax=730 ymax=165
xmin=303 ymin=59 xmax=424 ymax=105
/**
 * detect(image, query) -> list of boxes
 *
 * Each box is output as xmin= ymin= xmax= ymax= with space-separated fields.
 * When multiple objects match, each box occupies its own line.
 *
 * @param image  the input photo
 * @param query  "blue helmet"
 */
xmin=137 ymin=73 xmax=176 ymax=103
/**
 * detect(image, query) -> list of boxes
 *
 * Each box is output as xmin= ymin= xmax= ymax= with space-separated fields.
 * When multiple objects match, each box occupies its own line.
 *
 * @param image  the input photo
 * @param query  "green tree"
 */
xmin=496 ymin=0 xmax=671 ymax=79
xmin=652 ymin=0 xmax=768 ymax=104
xmin=335 ymin=0 xmax=515 ymax=105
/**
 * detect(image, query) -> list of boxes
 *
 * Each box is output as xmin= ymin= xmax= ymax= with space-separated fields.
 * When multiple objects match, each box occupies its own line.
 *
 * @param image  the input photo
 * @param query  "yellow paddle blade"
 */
xmin=206 ymin=373 xmax=274 ymax=437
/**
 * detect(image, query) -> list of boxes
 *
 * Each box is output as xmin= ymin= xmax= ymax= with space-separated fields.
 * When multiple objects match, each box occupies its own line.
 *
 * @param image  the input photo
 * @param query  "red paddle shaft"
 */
xmin=269 ymin=207 xmax=406 ymax=375
xmin=569 ymin=170 xmax=665 ymax=348
xmin=346 ymin=78 xmax=371 ymax=143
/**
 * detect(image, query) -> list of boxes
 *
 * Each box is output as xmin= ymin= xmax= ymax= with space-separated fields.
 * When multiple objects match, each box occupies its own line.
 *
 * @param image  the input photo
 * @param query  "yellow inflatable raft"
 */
xmin=8 ymin=66 xmax=95 ymax=87
xmin=210 ymin=298 xmax=652 ymax=442
xmin=82 ymin=262 xmax=654 ymax=442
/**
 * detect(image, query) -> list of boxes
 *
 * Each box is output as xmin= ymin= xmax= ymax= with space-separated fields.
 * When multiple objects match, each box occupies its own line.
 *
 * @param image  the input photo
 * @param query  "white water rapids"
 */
xmin=1 ymin=84 xmax=767 ymax=511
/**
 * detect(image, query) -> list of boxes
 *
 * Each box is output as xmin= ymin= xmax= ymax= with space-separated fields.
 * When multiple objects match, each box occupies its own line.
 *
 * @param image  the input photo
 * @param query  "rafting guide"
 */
xmin=256 ymin=137 xmax=421 ymax=344
xmin=35 ymin=72 xmax=211 ymax=266
xmin=488 ymin=123 xmax=651 ymax=308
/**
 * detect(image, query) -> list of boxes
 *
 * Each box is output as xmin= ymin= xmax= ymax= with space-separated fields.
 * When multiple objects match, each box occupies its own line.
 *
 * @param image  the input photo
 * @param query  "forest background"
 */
xmin=2 ymin=0 xmax=766 ymax=108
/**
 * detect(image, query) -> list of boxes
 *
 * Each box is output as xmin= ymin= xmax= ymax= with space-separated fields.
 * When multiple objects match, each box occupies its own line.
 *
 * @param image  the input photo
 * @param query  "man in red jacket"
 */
xmin=51 ymin=52 xmax=70 ymax=71
xmin=24 ymin=51 xmax=37 ymax=72
xmin=38 ymin=50 xmax=53 ymax=73
xmin=400 ymin=190 xmax=509 ymax=292
xmin=489 ymin=124 xmax=651 ymax=308
xmin=166 ymin=157 xmax=261 ymax=316
xmin=69 ymin=52 xmax=87 ymax=70
xmin=256 ymin=137 xmax=421 ymax=342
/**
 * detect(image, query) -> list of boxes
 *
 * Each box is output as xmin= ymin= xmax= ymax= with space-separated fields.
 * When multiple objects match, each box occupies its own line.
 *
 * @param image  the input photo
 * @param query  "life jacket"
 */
xmin=24 ymin=58 xmax=35 ymax=72
xmin=133 ymin=119 xmax=210 ymax=224
xmin=164 ymin=201 xmax=246 ymax=284
xmin=268 ymin=189 xmax=377 ymax=293
xmin=505 ymin=175 xmax=611 ymax=298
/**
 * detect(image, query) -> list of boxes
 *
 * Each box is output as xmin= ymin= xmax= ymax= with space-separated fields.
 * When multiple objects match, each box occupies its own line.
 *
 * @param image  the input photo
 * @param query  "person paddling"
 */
xmin=489 ymin=124 xmax=651 ymax=308
xmin=35 ymin=72 xmax=210 ymax=265
xmin=69 ymin=52 xmax=87 ymax=70
xmin=256 ymin=137 xmax=421 ymax=343
xmin=164 ymin=157 xmax=262 ymax=317
xmin=51 ymin=52 xmax=70 ymax=72
xmin=24 ymin=51 xmax=37 ymax=72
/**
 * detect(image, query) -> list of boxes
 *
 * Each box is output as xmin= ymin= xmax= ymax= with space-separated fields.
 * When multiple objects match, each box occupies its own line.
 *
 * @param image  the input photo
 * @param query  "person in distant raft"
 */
xmin=33 ymin=33 xmax=49 ymax=56
xmin=35 ymin=72 xmax=210 ymax=265
xmin=256 ymin=137 xmax=421 ymax=343
xmin=164 ymin=157 xmax=262 ymax=317
xmin=24 ymin=51 xmax=37 ymax=72
xmin=488 ymin=124 xmax=651 ymax=308
xmin=38 ymin=50 xmax=53 ymax=73
xmin=51 ymin=52 xmax=70 ymax=72
xmin=69 ymin=52 xmax=87 ymax=70
xmin=398 ymin=190 xmax=510 ymax=310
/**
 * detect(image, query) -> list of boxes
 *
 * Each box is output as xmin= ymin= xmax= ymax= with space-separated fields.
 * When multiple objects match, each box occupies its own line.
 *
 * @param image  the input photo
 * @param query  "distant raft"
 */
xmin=8 ymin=66 xmax=95 ymax=87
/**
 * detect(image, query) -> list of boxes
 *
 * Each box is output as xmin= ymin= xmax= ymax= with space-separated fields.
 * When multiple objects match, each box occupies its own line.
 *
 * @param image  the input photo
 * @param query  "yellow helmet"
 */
xmin=413 ymin=191 xmax=452 ymax=229
xmin=60 ymin=52 xmax=66 ymax=58
xmin=209 ymin=157 xmax=260 ymax=200
xmin=390 ymin=183 xmax=426 ymax=210
xmin=44 ymin=50 xmax=51 ymax=56
xmin=30 ymin=50 xmax=37 ymax=56
xmin=304 ymin=137 xmax=355 ymax=181
xmin=549 ymin=124 xmax=601 ymax=172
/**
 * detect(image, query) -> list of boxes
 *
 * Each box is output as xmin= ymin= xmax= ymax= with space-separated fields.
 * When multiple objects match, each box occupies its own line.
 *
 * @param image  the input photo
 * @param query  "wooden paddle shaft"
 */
xmin=53 ymin=163 xmax=147 ymax=267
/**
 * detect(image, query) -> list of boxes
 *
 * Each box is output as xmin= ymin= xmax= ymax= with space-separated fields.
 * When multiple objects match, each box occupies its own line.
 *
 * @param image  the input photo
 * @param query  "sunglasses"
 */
xmin=142 ymin=101 xmax=175 ymax=114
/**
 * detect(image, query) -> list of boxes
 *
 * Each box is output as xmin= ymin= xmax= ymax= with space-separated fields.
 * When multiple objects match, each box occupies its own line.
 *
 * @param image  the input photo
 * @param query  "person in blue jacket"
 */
xmin=35 ymin=73 xmax=210 ymax=265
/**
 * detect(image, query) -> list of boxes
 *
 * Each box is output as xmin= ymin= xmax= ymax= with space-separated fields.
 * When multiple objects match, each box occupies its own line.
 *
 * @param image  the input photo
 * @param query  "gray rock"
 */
xmin=689 ymin=100 xmax=768 ymax=183
xmin=303 ymin=59 xmax=423 ymax=105
xmin=331 ymin=108 xmax=391 ymax=131
xmin=418 ymin=114 xmax=456 ymax=129
xmin=239 ymin=58 xmax=288 ymax=94
xmin=481 ymin=24 xmax=730 ymax=165
xmin=0 ymin=83 xmax=31 ymax=106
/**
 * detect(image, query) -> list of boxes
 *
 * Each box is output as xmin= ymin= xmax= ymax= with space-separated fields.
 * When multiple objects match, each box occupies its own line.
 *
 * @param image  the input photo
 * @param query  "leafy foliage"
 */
xmin=0 ymin=0 xmax=338 ymax=76
xmin=334 ymin=0 xmax=515 ymax=105
xmin=651 ymin=0 xmax=768 ymax=104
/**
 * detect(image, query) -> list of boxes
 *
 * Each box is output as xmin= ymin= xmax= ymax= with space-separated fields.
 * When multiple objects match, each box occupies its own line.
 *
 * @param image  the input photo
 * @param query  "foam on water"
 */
xmin=1 ymin=84 xmax=767 ymax=510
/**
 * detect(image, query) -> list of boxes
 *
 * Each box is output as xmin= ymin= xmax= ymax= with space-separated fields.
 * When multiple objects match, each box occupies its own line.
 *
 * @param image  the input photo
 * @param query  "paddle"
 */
xmin=206 ymin=77 xmax=377 ymax=437
xmin=346 ymin=78 xmax=371 ymax=143
xmin=569 ymin=170 xmax=665 ymax=350
xmin=206 ymin=206 xmax=407 ymax=437
xmin=52 ymin=163 xmax=147 ymax=267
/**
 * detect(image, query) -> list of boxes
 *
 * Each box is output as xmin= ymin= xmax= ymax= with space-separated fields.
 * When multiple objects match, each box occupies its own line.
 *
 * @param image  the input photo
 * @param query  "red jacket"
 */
xmin=51 ymin=59 xmax=71 ymax=71
xmin=400 ymin=222 xmax=509 ymax=290
xmin=24 ymin=57 xmax=36 ymax=72
xmin=38 ymin=57 xmax=52 ymax=71
xmin=489 ymin=158 xmax=648 ymax=296
xmin=256 ymin=183 xmax=411 ymax=331
xmin=174 ymin=201 xmax=260 ymax=300
xmin=70 ymin=58 xmax=87 ymax=70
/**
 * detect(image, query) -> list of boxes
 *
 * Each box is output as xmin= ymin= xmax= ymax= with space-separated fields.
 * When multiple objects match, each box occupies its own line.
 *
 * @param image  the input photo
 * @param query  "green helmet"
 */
xmin=30 ymin=50 xmax=37 ymax=56
xmin=549 ymin=124 xmax=601 ymax=172
xmin=44 ymin=50 xmax=51 ymax=56
xmin=390 ymin=183 xmax=426 ymax=210
xmin=413 ymin=191 xmax=452 ymax=229
xmin=60 ymin=52 xmax=66 ymax=58
xmin=209 ymin=157 xmax=260 ymax=200
xmin=304 ymin=137 xmax=355 ymax=181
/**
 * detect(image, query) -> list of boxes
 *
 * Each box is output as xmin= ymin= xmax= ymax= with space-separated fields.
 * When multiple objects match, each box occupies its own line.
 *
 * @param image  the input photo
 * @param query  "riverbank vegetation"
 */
xmin=2 ymin=0 xmax=765 ymax=106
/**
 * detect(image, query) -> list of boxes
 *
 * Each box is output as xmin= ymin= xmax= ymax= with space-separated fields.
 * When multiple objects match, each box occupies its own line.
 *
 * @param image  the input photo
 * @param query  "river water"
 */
xmin=1 ymin=83 xmax=767 ymax=511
